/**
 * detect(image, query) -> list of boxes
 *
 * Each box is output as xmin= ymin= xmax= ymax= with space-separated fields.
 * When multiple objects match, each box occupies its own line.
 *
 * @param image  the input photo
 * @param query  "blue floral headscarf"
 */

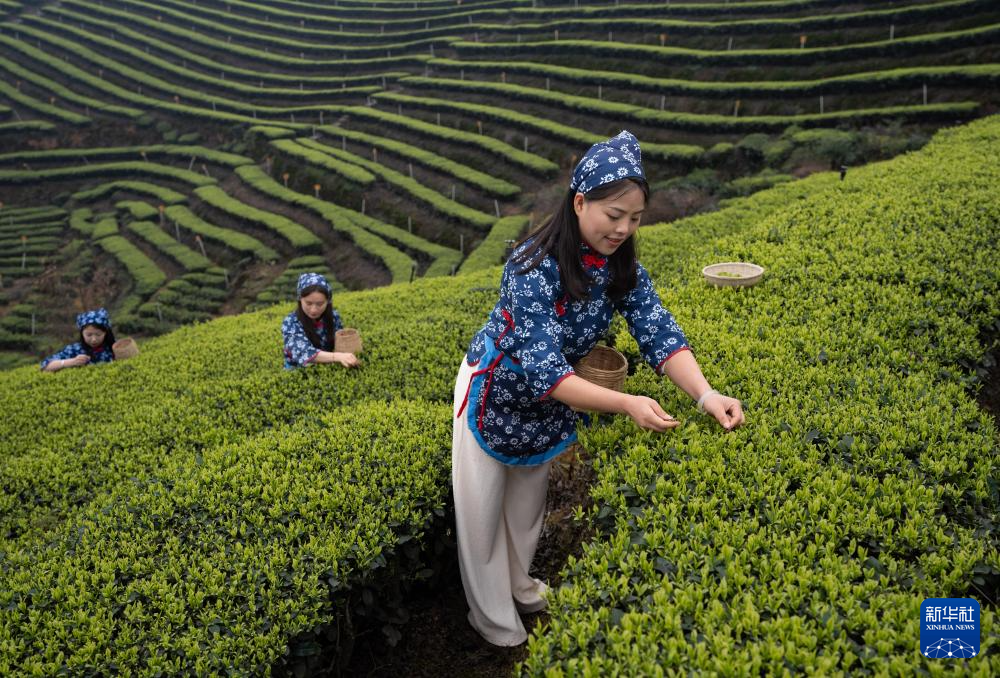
xmin=569 ymin=130 xmax=645 ymax=194
xmin=297 ymin=272 xmax=332 ymax=296
xmin=76 ymin=307 xmax=111 ymax=330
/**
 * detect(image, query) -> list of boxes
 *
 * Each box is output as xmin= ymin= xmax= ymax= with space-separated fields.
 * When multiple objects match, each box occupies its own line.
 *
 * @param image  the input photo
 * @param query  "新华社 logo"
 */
xmin=920 ymin=598 xmax=980 ymax=659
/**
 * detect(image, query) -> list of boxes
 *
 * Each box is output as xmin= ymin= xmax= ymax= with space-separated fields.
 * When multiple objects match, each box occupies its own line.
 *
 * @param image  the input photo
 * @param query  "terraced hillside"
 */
xmin=0 ymin=0 xmax=998 ymax=368
xmin=2 ymin=107 xmax=998 ymax=675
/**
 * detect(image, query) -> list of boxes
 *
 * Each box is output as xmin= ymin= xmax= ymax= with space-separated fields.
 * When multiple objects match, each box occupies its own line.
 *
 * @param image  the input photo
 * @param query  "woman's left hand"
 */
xmin=702 ymin=393 xmax=745 ymax=431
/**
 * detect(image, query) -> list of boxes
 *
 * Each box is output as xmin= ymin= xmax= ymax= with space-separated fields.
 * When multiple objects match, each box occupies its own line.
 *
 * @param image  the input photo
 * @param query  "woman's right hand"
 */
xmin=333 ymin=351 xmax=360 ymax=368
xmin=624 ymin=395 xmax=679 ymax=432
xmin=69 ymin=355 xmax=91 ymax=367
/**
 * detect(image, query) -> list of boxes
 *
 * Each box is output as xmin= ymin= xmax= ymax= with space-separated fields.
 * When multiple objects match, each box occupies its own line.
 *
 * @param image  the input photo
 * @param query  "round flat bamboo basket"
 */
xmin=112 ymin=337 xmax=140 ymax=360
xmin=702 ymin=262 xmax=765 ymax=287
xmin=574 ymin=345 xmax=627 ymax=392
xmin=334 ymin=328 xmax=363 ymax=354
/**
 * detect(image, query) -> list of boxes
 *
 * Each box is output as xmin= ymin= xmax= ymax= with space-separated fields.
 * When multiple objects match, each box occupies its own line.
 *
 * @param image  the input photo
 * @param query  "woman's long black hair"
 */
xmin=79 ymin=324 xmax=116 ymax=357
xmin=296 ymin=284 xmax=336 ymax=350
xmin=513 ymin=177 xmax=647 ymax=302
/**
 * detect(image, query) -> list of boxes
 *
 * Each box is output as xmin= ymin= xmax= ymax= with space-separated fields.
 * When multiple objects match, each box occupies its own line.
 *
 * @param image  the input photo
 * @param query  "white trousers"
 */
xmin=452 ymin=356 xmax=550 ymax=646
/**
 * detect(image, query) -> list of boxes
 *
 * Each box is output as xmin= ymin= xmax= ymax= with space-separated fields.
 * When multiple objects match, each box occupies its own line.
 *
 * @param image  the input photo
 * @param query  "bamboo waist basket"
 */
xmin=334 ymin=328 xmax=363 ymax=354
xmin=574 ymin=345 xmax=627 ymax=392
xmin=112 ymin=337 xmax=140 ymax=360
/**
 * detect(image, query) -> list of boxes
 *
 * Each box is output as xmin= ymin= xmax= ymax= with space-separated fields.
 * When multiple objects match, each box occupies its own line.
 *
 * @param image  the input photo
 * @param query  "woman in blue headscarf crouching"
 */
xmin=41 ymin=307 xmax=117 ymax=372
xmin=282 ymin=272 xmax=359 ymax=369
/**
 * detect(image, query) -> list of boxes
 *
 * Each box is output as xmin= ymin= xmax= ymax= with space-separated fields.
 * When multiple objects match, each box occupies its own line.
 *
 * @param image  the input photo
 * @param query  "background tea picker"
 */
xmin=282 ymin=272 xmax=360 ymax=369
xmin=40 ymin=307 xmax=117 ymax=372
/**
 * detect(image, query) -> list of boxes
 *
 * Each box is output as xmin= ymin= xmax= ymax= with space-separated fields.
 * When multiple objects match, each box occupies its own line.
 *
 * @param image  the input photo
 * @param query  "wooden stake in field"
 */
xmin=282 ymin=172 xmax=290 ymax=188
xmin=820 ymin=95 xmax=825 ymax=114
xmin=734 ymin=100 xmax=741 ymax=116
xmin=800 ymin=35 xmax=807 ymax=49
xmin=890 ymin=24 xmax=895 ymax=40
xmin=923 ymin=83 xmax=928 ymax=105
xmin=477 ymin=120 xmax=483 ymax=134
xmin=158 ymin=204 xmax=165 ymax=225
xmin=21 ymin=235 xmax=27 ymax=270
xmin=313 ymin=183 xmax=321 ymax=198
xmin=660 ymin=33 xmax=667 ymax=47
xmin=195 ymin=235 xmax=207 ymax=258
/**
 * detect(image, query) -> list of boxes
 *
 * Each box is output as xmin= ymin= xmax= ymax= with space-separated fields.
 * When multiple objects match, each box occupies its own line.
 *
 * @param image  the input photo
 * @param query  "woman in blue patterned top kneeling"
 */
xmin=453 ymin=130 xmax=745 ymax=647
xmin=40 ymin=308 xmax=116 ymax=372
xmin=281 ymin=272 xmax=359 ymax=370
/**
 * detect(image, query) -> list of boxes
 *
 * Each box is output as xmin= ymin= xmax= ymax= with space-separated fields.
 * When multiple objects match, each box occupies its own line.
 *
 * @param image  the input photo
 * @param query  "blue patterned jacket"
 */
xmin=40 ymin=342 xmax=115 ymax=370
xmin=460 ymin=240 xmax=689 ymax=465
xmin=282 ymin=310 xmax=343 ymax=369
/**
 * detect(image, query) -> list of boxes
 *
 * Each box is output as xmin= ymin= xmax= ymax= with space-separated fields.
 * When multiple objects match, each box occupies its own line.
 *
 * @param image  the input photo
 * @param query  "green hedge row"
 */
xmin=451 ymin=22 xmax=1000 ymax=66
xmin=372 ymin=91 xmax=705 ymax=161
xmin=0 ymin=32 xmax=307 ymax=131
xmin=43 ymin=1 xmax=432 ymax=71
xmin=399 ymin=76 xmax=981 ymax=132
xmin=28 ymin=13 xmax=382 ymax=103
xmin=478 ymin=0 xmax=994 ymax=41
xmin=163 ymin=205 xmax=279 ymax=262
xmin=0 ymin=55 xmax=142 ymax=119
xmin=45 ymin=6 xmax=411 ymax=88
xmin=193 ymin=185 xmax=322 ymax=251
xmin=317 ymin=124 xmax=520 ymax=198
xmin=457 ymin=214 xmax=528 ymax=274
xmin=0 ymin=265 xmax=498 ymax=672
xmin=0 ymin=161 xmax=215 ymax=187
xmin=117 ymin=200 xmax=159 ymax=221
xmin=73 ymin=180 xmax=187 ymax=205
xmin=235 ymin=165 xmax=414 ymax=283
xmin=0 ymin=77 xmax=89 ymax=125
xmin=518 ymin=114 xmax=1000 ymax=675
xmin=94 ymin=234 xmax=167 ymax=296
xmin=90 ymin=215 xmax=120 ymax=240
xmin=81 ymin=0 xmax=445 ymax=56
xmin=1 ymin=144 xmax=252 ymax=169
xmin=333 ymin=105 xmax=558 ymax=175
xmin=126 ymin=220 xmax=212 ymax=271
xmin=0 ymin=121 xmax=54 ymax=134
xmin=427 ymin=57 xmax=1000 ymax=99
xmin=294 ymin=137 xmax=498 ymax=229
xmin=269 ymin=138 xmax=376 ymax=186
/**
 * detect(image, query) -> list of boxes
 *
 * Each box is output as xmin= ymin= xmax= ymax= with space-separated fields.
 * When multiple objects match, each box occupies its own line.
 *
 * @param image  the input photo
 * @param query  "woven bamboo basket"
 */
xmin=574 ymin=344 xmax=627 ymax=392
xmin=702 ymin=262 xmax=765 ymax=287
xmin=112 ymin=337 xmax=140 ymax=360
xmin=334 ymin=328 xmax=363 ymax=354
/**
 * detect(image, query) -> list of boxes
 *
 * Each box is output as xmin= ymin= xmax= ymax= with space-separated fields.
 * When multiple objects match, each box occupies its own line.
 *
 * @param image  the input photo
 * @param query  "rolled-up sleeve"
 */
xmin=616 ymin=264 xmax=690 ymax=374
xmin=40 ymin=343 xmax=84 ymax=370
xmin=282 ymin=314 xmax=319 ymax=367
xmin=507 ymin=260 xmax=574 ymax=399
